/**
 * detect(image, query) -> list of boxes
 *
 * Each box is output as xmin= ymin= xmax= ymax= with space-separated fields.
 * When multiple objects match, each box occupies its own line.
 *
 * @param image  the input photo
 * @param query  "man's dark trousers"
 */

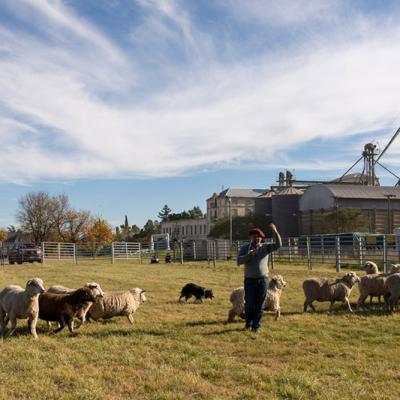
xmin=244 ymin=277 xmax=268 ymax=330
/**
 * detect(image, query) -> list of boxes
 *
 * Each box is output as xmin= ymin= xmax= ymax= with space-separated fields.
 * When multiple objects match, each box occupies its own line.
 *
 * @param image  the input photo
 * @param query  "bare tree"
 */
xmin=59 ymin=209 xmax=93 ymax=243
xmin=16 ymin=192 xmax=59 ymax=243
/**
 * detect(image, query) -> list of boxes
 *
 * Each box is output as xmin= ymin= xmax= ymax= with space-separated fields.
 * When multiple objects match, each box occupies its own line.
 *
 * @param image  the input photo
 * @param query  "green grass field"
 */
xmin=0 ymin=260 xmax=399 ymax=400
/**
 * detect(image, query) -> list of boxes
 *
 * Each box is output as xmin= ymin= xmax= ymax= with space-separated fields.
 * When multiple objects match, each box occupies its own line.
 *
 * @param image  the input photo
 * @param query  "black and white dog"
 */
xmin=178 ymin=283 xmax=214 ymax=303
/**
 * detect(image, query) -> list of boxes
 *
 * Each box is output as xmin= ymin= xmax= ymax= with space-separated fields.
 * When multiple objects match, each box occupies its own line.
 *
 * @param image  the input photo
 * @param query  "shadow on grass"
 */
xmin=202 ymin=327 xmax=246 ymax=336
xmin=179 ymin=320 xmax=223 ymax=327
xmin=86 ymin=328 xmax=169 ymax=338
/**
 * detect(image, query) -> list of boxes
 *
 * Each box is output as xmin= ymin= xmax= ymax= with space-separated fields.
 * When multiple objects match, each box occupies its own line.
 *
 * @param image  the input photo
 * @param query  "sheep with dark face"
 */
xmin=303 ymin=272 xmax=360 ymax=313
xmin=228 ymin=275 xmax=287 ymax=322
xmin=0 ymin=278 xmax=45 ymax=339
xmin=39 ymin=288 xmax=97 ymax=334
xmin=47 ymin=282 xmax=104 ymax=327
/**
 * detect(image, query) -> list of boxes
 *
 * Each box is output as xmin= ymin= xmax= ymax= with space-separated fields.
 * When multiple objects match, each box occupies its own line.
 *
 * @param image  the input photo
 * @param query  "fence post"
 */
xmin=193 ymin=241 xmax=197 ymax=260
xmin=288 ymin=238 xmax=292 ymax=264
xmin=321 ymin=235 xmax=325 ymax=264
xmin=335 ymin=236 xmax=341 ymax=272
xmin=306 ymin=236 xmax=312 ymax=270
xmin=73 ymin=244 xmax=77 ymax=265
xmin=383 ymin=235 xmax=387 ymax=273
xmin=57 ymin=242 xmax=61 ymax=261
xmin=359 ymin=237 xmax=363 ymax=268
xmin=111 ymin=242 xmax=115 ymax=264
xmin=207 ymin=240 xmax=211 ymax=265
xmin=180 ymin=240 xmax=184 ymax=264
xmin=213 ymin=240 xmax=217 ymax=267
xmin=42 ymin=242 xmax=45 ymax=264
xmin=139 ymin=242 xmax=142 ymax=264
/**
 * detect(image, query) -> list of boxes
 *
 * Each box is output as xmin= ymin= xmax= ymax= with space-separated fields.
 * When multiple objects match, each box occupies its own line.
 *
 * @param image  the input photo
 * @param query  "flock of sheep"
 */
xmin=0 ymin=280 xmax=146 ymax=339
xmin=1 ymin=260 xmax=400 ymax=339
xmin=228 ymin=261 xmax=400 ymax=322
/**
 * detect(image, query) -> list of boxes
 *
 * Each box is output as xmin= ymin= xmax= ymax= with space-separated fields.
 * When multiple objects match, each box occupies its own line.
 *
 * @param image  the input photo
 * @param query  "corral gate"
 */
xmin=111 ymin=242 xmax=142 ymax=264
xmin=42 ymin=242 xmax=76 ymax=264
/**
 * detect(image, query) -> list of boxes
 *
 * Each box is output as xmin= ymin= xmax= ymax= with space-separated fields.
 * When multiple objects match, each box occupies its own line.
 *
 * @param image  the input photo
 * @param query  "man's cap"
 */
xmin=249 ymin=228 xmax=265 ymax=238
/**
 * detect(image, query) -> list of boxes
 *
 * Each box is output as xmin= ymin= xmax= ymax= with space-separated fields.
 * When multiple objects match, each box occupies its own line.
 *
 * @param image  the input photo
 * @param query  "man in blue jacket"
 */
xmin=237 ymin=223 xmax=282 ymax=333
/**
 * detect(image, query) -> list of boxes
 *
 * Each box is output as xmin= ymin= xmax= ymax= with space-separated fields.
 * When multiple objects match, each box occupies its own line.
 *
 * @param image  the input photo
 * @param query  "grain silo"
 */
xmin=272 ymin=187 xmax=304 ymax=237
xmin=256 ymin=190 xmax=275 ymax=218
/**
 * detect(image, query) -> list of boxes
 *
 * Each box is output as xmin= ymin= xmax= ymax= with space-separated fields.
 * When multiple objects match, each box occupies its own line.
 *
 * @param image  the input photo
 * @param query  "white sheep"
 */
xmin=384 ymin=272 xmax=400 ymax=312
xmin=357 ymin=264 xmax=400 ymax=309
xmin=87 ymin=288 xmax=146 ymax=324
xmin=363 ymin=261 xmax=379 ymax=275
xmin=47 ymin=282 xmax=104 ymax=328
xmin=228 ymin=275 xmax=287 ymax=322
xmin=362 ymin=261 xmax=380 ymax=305
xmin=303 ymin=272 xmax=360 ymax=313
xmin=0 ymin=278 xmax=45 ymax=339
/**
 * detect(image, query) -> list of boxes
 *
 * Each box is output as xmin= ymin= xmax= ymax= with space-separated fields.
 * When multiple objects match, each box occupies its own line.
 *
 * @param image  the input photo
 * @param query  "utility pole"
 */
xmin=384 ymin=194 xmax=396 ymax=233
xmin=228 ymin=197 xmax=232 ymax=244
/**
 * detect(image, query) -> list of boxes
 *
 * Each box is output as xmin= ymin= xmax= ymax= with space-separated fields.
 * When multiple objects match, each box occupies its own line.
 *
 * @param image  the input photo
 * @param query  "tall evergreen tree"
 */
xmin=158 ymin=205 xmax=172 ymax=221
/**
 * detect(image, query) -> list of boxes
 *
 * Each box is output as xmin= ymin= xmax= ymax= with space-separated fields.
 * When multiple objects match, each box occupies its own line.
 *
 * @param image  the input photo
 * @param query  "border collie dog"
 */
xmin=178 ymin=283 xmax=214 ymax=303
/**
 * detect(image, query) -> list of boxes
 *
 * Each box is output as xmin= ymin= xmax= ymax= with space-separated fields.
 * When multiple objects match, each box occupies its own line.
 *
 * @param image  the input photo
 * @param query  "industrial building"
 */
xmin=299 ymin=184 xmax=400 ymax=235
xmin=187 ymin=132 xmax=400 ymax=238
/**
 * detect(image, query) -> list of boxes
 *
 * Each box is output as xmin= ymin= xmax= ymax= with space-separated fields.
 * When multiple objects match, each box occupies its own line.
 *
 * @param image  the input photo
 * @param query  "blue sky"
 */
xmin=1 ymin=0 xmax=400 ymax=229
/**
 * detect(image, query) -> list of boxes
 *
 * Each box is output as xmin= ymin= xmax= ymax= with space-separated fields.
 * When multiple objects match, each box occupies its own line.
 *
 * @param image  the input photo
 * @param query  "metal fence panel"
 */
xmin=111 ymin=242 xmax=142 ymax=264
xmin=42 ymin=242 xmax=76 ymax=264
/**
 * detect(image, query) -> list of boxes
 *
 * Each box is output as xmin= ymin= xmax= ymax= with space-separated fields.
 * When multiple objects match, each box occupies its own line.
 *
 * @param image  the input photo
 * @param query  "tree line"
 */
xmin=0 ymin=193 xmax=207 ymax=245
xmin=13 ymin=192 xmax=113 ymax=245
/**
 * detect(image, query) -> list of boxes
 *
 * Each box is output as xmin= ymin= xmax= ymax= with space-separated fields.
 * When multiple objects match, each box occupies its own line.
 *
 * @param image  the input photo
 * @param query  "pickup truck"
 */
xmin=8 ymin=243 xmax=42 ymax=264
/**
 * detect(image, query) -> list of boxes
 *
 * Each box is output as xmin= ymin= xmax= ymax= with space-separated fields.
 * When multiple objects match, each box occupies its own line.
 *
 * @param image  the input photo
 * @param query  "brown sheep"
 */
xmin=39 ymin=288 xmax=96 ymax=334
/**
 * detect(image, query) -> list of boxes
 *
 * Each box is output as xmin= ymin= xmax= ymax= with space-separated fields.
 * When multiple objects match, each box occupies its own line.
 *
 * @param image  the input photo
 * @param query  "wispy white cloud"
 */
xmin=222 ymin=0 xmax=344 ymax=25
xmin=1 ymin=0 xmax=400 ymax=183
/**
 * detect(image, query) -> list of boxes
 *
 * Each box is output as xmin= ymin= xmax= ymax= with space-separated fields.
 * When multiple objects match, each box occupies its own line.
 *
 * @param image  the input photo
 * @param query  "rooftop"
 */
xmin=322 ymin=184 xmax=400 ymax=199
xmin=216 ymin=188 xmax=266 ymax=198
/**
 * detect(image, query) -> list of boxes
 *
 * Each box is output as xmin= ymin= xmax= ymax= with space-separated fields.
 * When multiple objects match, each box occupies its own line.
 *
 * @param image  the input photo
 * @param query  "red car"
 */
xmin=8 ymin=243 xmax=42 ymax=264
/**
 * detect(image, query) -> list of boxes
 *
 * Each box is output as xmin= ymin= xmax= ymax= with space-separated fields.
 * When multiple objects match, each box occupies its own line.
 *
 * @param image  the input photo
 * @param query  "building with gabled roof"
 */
xmin=300 ymin=184 xmax=400 ymax=235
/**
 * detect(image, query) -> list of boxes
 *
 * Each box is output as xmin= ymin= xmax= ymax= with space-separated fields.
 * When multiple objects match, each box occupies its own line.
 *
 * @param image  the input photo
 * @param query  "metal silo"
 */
xmin=272 ymin=187 xmax=303 ymax=237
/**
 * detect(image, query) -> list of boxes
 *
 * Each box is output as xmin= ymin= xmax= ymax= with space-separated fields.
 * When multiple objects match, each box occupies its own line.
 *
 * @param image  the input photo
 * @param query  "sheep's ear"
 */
xmin=140 ymin=290 xmax=146 ymax=294
xmin=26 ymin=279 xmax=33 ymax=285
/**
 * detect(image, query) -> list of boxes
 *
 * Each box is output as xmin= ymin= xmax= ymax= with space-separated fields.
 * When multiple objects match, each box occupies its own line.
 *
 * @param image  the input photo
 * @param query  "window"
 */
xmin=195 ymin=225 xmax=197 ymax=234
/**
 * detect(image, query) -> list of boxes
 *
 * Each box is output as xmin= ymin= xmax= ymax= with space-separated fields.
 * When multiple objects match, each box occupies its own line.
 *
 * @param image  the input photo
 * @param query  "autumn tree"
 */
xmin=86 ymin=219 xmax=113 ymax=247
xmin=0 ymin=229 xmax=7 ymax=242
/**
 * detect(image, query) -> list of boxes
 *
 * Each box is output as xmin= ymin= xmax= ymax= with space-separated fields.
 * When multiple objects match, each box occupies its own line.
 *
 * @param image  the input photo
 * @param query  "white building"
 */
xmin=160 ymin=218 xmax=209 ymax=240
